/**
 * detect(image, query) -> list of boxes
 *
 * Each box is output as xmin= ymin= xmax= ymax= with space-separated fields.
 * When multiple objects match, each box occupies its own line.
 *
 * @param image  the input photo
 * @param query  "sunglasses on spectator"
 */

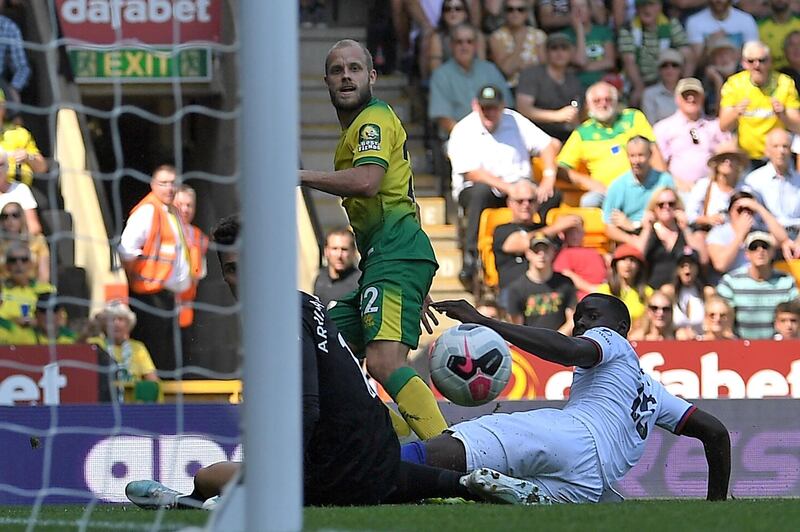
xmin=744 ymin=57 xmax=769 ymax=65
xmin=443 ymin=4 xmax=465 ymax=12
xmin=0 ymin=211 xmax=21 ymax=220
xmin=505 ymin=6 xmax=527 ymax=13
xmin=656 ymin=201 xmax=676 ymax=209
xmin=660 ymin=62 xmax=681 ymax=69
xmin=648 ymin=305 xmax=672 ymax=312
xmin=7 ymin=256 xmax=30 ymax=264
xmin=689 ymin=128 xmax=699 ymax=144
xmin=747 ymin=241 xmax=771 ymax=251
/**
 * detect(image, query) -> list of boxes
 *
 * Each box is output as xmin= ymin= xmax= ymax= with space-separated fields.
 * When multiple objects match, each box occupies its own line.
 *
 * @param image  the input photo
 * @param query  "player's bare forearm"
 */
xmin=431 ymin=300 xmax=599 ymax=367
xmin=300 ymin=164 xmax=385 ymax=198
xmin=680 ymin=408 xmax=731 ymax=501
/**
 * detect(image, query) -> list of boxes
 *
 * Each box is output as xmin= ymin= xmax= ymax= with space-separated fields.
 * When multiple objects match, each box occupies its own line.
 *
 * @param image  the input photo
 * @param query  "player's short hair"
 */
xmin=325 ymin=227 xmax=355 ymax=247
xmin=325 ymin=39 xmax=374 ymax=74
xmin=211 ymin=214 xmax=240 ymax=262
xmin=584 ymin=293 xmax=632 ymax=336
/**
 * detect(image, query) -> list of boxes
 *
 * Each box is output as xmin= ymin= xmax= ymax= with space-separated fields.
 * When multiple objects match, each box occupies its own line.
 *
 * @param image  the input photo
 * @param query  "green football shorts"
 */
xmin=328 ymin=259 xmax=437 ymax=355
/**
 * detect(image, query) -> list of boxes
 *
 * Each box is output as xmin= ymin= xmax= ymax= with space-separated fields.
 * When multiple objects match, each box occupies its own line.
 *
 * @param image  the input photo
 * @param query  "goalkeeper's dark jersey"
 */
xmin=300 ymin=292 xmax=400 ymax=505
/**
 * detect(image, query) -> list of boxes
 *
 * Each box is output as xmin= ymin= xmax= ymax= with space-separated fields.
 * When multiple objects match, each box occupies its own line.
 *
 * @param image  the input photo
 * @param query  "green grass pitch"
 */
xmin=0 ymin=500 xmax=797 ymax=531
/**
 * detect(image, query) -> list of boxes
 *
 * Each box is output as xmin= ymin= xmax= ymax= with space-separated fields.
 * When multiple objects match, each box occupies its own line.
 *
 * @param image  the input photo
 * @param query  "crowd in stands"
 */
xmin=325 ymin=0 xmax=800 ymax=344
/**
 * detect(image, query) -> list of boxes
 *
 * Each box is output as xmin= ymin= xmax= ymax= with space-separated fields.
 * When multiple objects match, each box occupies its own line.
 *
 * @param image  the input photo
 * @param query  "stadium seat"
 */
xmin=477 ymin=208 xmax=513 ymax=289
xmin=55 ymin=265 xmax=89 ymax=319
xmin=531 ymin=157 xmax=586 ymax=207
xmin=545 ymin=207 xmax=610 ymax=253
xmin=41 ymin=209 xmax=75 ymax=266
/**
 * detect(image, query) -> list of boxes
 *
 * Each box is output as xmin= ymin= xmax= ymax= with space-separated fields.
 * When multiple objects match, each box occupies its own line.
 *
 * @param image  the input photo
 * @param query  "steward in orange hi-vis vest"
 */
xmin=127 ymin=191 xmax=189 ymax=295
xmin=178 ymin=224 xmax=209 ymax=327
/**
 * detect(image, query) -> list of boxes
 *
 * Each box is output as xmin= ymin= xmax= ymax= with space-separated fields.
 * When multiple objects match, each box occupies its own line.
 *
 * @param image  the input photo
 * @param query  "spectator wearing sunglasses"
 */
xmin=654 ymin=78 xmax=733 ymax=198
xmin=0 ymin=241 xmax=54 ymax=326
xmin=707 ymin=191 xmax=790 ymax=275
xmin=641 ymin=49 xmax=683 ymax=126
xmin=716 ymin=231 xmax=799 ymax=339
xmin=628 ymin=290 xmax=677 ymax=341
xmin=0 ymin=201 xmax=48 ymax=283
xmin=719 ymin=40 xmax=800 ymax=166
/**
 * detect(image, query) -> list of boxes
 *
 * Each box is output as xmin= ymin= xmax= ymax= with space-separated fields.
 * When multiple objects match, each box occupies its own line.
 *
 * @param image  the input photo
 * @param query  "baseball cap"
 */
xmin=658 ymin=48 xmax=684 ymax=67
xmin=675 ymin=77 xmax=704 ymax=97
xmin=612 ymin=244 xmax=645 ymax=263
xmin=744 ymin=231 xmax=775 ymax=249
xmin=706 ymin=34 xmax=737 ymax=56
xmin=677 ymin=245 xmax=700 ymax=265
xmin=546 ymin=32 xmax=572 ymax=48
xmin=707 ymin=140 xmax=748 ymax=168
xmin=529 ymin=232 xmax=554 ymax=250
xmin=477 ymin=85 xmax=503 ymax=106
xmin=36 ymin=292 xmax=65 ymax=312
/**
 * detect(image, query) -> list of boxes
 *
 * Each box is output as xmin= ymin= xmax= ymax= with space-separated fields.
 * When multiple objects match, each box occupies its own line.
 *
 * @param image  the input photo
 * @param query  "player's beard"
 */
xmin=330 ymin=83 xmax=372 ymax=112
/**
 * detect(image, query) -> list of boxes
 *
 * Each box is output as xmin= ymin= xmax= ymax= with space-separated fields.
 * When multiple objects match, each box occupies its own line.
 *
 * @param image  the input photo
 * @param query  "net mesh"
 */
xmin=0 ymin=1 xmax=241 ymax=528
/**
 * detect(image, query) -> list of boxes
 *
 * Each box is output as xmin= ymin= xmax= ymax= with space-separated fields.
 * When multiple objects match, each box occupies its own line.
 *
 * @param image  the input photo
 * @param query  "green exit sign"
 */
xmin=69 ymin=47 xmax=211 ymax=83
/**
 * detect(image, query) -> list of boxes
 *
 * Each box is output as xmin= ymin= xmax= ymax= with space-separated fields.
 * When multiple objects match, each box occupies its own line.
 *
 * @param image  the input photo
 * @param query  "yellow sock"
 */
xmin=385 ymin=367 xmax=448 ymax=440
xmin=386 ymin=405 xmax=412 ymax=439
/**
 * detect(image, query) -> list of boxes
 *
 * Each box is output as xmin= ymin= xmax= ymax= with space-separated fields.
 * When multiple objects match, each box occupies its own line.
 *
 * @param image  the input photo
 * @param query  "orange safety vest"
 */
xmin=127 ymin=192 xmax=185 ymax=295
xmin=178 ymin=224 xmax=209 ymax=328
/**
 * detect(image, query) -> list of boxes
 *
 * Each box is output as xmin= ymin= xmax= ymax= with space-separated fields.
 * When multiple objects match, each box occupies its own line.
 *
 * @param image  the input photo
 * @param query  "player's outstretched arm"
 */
xmin=679 ymin=408 xmax=731 ymax=501
xmin=300 ymin=164 xmax=386 ymax=197
xmin=432 ymin=300 xmax=599 ymax=367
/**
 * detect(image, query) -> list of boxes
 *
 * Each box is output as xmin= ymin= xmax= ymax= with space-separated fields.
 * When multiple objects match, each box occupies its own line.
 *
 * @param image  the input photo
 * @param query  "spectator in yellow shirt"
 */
xmin=758 ymin=0 xmax=800 ymax=70
xmin=0 ymin=242 xmax=54 ymax=324
xmin=12 ymin=292 xmax=76 ymax=345
xmin=719 ymin=40 xmax=800 ymax=164
xmin=0 ymin=89 xmax=46 ymax=185
xmin=88 ymin=300 xmax=158 ymax=383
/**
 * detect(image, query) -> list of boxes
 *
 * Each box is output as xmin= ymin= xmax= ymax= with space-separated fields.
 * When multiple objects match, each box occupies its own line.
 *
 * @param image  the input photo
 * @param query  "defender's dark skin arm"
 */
xmin=432 ymin=300 xmax=600 ymax=368
xmin=678 ymin=408 xmax=731 ymax=501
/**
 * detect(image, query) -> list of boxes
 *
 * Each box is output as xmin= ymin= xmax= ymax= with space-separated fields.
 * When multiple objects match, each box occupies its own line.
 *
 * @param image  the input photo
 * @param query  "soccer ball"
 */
xmin=429 ymin=324 xmax=512 ymax=406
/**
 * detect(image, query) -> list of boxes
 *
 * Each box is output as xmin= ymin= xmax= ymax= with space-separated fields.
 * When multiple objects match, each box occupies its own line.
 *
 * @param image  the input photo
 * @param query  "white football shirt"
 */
xmin=564 ymin=327 xmax=695 ymax=486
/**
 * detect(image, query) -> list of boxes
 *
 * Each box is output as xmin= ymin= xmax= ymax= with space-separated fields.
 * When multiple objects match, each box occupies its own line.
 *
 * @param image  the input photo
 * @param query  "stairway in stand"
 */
xmin=299 ymin=26 xmax=471 ymax=345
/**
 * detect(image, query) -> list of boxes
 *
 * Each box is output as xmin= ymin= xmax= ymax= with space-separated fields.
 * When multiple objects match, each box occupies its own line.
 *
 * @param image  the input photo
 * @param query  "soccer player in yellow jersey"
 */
xmin=300 ymin=40 xmax=447 ymax=440
xmin=720 ymin=40 xmax=800 ymax=162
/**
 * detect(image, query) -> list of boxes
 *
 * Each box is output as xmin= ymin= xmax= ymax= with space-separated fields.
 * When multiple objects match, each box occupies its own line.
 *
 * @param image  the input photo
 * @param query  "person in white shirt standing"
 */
xmin=406 ymin=294 xmax=732 ymax=504
xmin=743 ymin=128 xmax=800 ymax=249
xmin=448 ymin=84 xmax=560 ymax=287
xmin=118 ymin=165 xmax=192 ymax=373
xmin=686 ymin=0 xmax=759 ymax=59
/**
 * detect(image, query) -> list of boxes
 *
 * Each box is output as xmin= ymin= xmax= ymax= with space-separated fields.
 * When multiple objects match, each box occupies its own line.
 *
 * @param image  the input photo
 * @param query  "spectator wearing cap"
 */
xmin=707 ymin=190 xmax=790 ymax=275
xmin=602 ymin=136 xmax=674 ymax=247
xmin=758 ymin=0 xmax=800 ymax=71
xmin=493 ymin=180 xmax=581 ymax=305
xmin=780 ymin=30 xmax=800 ymax=91
xmin=488 ymin=0 xmax=546 ymax=89
xmin=447 ymin=85 xmax=560 ymax=285
xmin=516 ymin=32 xmax=584 ymax=143
xmin=504 ymin=232 xmax=577 ymax=333
xmin=742 ymin=128 xmax=800 ymax=243
xmin=654 ymin=77 xmax=733 ymax=196
xmin=564 ymin=0 xmax=616 ymax=90
xmin=552 ymin=215 xmax=608 ymax=301
xmin=641 ymin=49 xmax=684 ymax=125
xmin=13 ymin=292 xmax=76 ymax=345
xmin=719 ymin=40 xmax=800 ymax=165
xmin=595 ymin=243 xmax=653 ymax=324
xmin=633 ymin=186 xmax=700 ymax=289
xmin=773 ymin=300 xmax=800 ymax=340
xmin=685 ymin=141 xmax=748 ymax=253
xmin=617 ymin=0 xmax=695 ymax=108
xmin=717 ymin=231 xmax=799 ymax=339
xmin=701 ymin=34 xmax=741 ymax=116
xmin=558 ymin=81 xmax=666 ymax=208
xmin=665 ymin=246 xmax=713 ymax=340
xmin=88 ymin=301 xmax=159 ymax=383
xmin=0 ymin=89 xmax=47 ymax=187
xmin=428 ymin=23 xmax=511 ymax=139
xmin=686 ymin=0 xmax=758 ymax=59
xmin=0 ymin=241 xmax=54 ymax=325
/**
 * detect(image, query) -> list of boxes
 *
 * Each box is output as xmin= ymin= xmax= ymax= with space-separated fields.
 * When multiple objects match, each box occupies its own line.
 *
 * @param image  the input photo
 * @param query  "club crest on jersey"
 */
xmin=357 ymin=123 xmax=381 ymax=152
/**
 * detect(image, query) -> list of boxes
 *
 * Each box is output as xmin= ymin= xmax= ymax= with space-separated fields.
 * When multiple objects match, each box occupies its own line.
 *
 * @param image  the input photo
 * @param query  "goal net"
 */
xmin=0 ymin=1 xmax=300 ymax=529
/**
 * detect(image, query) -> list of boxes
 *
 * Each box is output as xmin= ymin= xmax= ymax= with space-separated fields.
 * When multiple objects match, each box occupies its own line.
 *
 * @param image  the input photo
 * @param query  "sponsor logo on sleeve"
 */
xmin=357 ymin=123 xmax=381 ymax=152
